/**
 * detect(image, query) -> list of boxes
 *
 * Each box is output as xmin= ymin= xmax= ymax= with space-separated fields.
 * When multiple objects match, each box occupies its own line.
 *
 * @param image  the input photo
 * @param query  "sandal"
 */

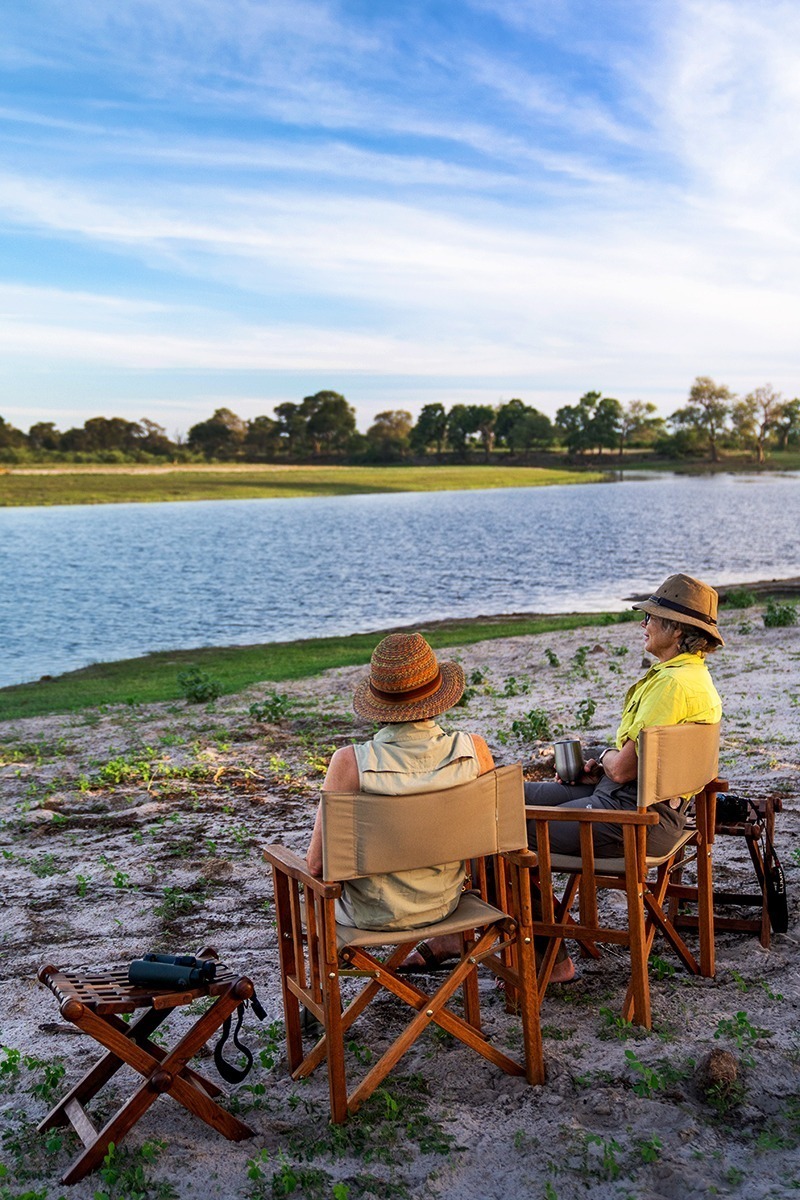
xmin=397 ymin=941 xmax=460 ymax=975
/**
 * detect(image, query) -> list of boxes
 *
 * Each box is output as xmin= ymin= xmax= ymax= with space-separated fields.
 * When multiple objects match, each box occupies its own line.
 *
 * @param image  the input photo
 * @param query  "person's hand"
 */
xmin=578 ymin=758 xmax=602 ymax=784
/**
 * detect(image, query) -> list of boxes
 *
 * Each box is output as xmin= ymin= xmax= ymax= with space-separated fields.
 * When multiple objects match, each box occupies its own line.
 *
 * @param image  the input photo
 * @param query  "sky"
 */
xmin=2 ymin=0 xmax=800 ymax=439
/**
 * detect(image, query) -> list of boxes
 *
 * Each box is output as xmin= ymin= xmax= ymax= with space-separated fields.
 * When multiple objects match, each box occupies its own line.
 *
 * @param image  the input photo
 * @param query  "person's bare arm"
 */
xmin=306 ymin=745 xmax=359 ymax=877
xmin=588 ymin=737 xmax=638 ymax=784
xmin=471 ymin=734 xmax=495 ymax=775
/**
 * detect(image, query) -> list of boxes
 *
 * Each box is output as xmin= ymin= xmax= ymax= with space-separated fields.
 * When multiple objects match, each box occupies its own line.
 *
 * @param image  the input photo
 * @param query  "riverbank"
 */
xmin=0 ymin=463 xmax=607 ymax=507
xmin=1 ymin=595 xmax=798 ymax=1199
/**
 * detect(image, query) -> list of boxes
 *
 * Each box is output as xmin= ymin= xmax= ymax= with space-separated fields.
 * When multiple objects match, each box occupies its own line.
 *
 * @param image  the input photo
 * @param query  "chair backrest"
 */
xmin=637 ymin=722 xmax=720 ymax=808
xmin=321 ymin=763 xmax=526 ymax=882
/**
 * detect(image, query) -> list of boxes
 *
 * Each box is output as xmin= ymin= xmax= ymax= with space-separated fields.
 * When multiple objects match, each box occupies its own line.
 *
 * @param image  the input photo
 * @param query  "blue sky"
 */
xmin=2 ymin=0 xmax=799 ymax=438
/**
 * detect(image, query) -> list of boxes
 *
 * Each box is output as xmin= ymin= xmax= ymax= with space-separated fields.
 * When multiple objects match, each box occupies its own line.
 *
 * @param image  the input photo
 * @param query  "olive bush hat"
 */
xmin=632 ymin=573 xmax=724 ymax=646
xmin=353 ymin=632 xmax=465 ymax=722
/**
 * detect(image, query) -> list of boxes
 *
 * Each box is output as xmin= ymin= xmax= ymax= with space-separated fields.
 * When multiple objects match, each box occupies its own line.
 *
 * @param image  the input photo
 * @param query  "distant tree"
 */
xmin=773 ymin=398 xmax=800 ymax=451
xmin=187 ymin=407 xmax=247 ymax=459
xmin=495 ymin=399 xmax=553 ymax=454
xmin=617 ymin=400 xmax=664 ymax=456
xmin=670 ymin=376 xmax=733 ymax=463
xmin=244 ymin=415 xmax=279 ymax=459
xmin=0 ymin=415 xmax=26 ymax=455
xmin=274 ymin=402 xmax=307 ymax=457
xmin=82 ymin=417 xmax=143 ymax=453
xmin=303 ymin=391 xmax=357 ymax=456
xmin=365 ymin=410 xmax=413 ymax=461
xmin=470 ymin=404 xmax=497 ymax=461
xmin=134 ymin=418 xmax=174 ymax=457
xmin=731 ymin=385 xmax=783 ymax=463
xmin=556 ymin=391 xmax=621 ymax=457
xmin=410 ymin=403 xmax=448 ymax=460
xmin=446 ymin=404 xmax=480 ymax=460
xmin=28 ymin=421 xmax=62 ymax=452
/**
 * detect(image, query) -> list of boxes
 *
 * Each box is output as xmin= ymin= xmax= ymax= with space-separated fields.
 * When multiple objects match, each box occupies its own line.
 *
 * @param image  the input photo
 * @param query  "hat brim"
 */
xmin=632 ymin=600 xmax=725 ymax=647
xmin=353 ymin=660 xmax=465 ymax=722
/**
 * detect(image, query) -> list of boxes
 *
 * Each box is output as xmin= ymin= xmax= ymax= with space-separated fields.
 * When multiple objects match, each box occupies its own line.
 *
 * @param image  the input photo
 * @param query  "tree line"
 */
xmin=1 ymin=378 xmax=799 ymax=465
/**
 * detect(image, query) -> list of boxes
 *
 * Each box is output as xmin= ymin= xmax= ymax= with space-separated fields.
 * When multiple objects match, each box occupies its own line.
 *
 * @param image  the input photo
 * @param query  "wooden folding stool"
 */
xmin=37 ymin=957 xmax=256 ymax=1185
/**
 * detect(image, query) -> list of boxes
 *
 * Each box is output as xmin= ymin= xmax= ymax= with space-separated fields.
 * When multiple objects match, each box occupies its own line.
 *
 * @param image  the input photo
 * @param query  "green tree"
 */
xmin=773 ymin=398 xmax=800 ymax=451
xmin=134 ymin=418 xmax=174 ymax=457
xmin=410 ymin=403 xmax=447 ymax=460
xmin=303 ymin=391 xmax=357 ymax=456
xmin=618 ymin=400 xmax=664 ymax=456
xmin=274 ymin=402 xmax=307 ymax=457
xmin=365 ymin=410 xmax=413 ymax=461
xmin=187 ymin=407 xmax=246 ymax=459
xmin=244 ymin=415 xmax=279 ymax=459
xmin=0 ymin=415 xmax=27 ymax=457
xmin=28 ymin=421 xmax=62 ymax=452
xmin=670 ymin=376 xmax=733 ymax=463
xmin=732 ymin=385 xmax=783 ymax=463
xmin=556 ymin=391 xmax=621 ymax=457
xmin=446 ymin=403 xmax=480 ymax=460
xmin=495 ymin=399 xmax=553 ymax=453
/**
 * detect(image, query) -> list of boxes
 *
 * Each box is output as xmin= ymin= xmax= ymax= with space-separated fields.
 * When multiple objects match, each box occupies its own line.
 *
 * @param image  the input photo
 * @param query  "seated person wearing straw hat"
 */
xmin=525 ymin=572 xmax=724 ymax=982
xmin=306 ymin=632 xmax=494 ymax=965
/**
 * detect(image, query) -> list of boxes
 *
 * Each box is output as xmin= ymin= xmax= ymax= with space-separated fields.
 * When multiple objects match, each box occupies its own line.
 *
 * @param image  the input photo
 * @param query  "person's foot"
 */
xmin=400 ymin=934 xmax=462 ymax=972
xmin=549 ymin=956 xmax=576 ymax=983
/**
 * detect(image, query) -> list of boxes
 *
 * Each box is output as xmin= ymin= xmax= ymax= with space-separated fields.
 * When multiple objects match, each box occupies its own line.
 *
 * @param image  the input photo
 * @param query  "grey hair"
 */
xmin=659 ymin=617 xmax=719 ymax=656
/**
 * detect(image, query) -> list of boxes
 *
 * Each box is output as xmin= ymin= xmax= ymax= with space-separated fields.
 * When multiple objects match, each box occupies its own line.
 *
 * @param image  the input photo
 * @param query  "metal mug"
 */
xmin=553 ymin=738 xmax=584 ymax=785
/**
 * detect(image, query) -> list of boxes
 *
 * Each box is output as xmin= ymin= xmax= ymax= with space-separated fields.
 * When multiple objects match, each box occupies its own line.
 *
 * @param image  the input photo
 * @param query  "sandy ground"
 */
xmin=1 ymin=602 xmax=799 ymax=1200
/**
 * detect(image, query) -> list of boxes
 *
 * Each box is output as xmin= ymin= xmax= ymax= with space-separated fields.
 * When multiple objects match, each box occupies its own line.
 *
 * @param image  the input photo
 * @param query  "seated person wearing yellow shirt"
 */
xmin=525 ymin=573 xmax=723 ymax=982
xmin=525 ymin=573 xmax=723 ymax=861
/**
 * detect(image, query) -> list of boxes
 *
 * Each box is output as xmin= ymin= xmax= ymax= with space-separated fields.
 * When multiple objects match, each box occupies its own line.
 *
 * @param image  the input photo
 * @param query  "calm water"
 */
xmin=2 ymin=472 xmax=800 ymax=688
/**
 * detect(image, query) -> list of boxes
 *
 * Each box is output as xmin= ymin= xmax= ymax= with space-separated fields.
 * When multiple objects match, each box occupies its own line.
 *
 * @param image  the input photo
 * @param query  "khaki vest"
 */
xmin=335 ymin=720 xmax=479 ymax=931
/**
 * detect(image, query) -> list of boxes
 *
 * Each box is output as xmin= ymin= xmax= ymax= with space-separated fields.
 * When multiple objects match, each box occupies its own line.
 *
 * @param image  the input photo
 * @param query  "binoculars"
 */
xmin=128 ymin=952 xmax=218 ymax=989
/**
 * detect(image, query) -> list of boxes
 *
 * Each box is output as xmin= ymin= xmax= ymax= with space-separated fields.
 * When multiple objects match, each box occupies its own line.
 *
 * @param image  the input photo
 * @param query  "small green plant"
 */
xmin=177 ymin=666 xmax=223 ymax=703
xmin=544 ymin=648 xmax=560 ymax=667
xmin=714 ymin=1011 xmax=770 ymax=1064
xmin=575 ymin=697 xmax=597 ymax=727
xmin=598 ymin=1006 xmax=638 ymax=1041
xmin=763 ymin=599 xmax=798 ymax=628
xmin=585 ymin=1133 xmax=622 ymax=1180
xmin=154 ymin=885 xmax=204 ymax=921
xmin=502 ymin=675 xmax=530 ymax=696
xmin=636 ymin=1133 xmax=662 ymax=1163
xmin=624 ymin=1048 xmax=688 ymax=1097
xmin=95 ymin=1138 xmax=175 ymax=1200
xmin=75 ymin=872 xmax=91 ymax=897
xmin=249 ymin=692 xmax=294 ymax=723
xmin=705 ymin=1077 xmax=748 ymax=1116
xmin=511 ymin=708 xmax=551 ymax=741
xmin=649 ymin=954 xmax=676 ymax=981
xmin=572 ymin=645 xmax=590 ymax=676
xmin=726 ymin=588 xmax=757 ymax=608
xmin=468 ymin=667 xmax=487 ymax=685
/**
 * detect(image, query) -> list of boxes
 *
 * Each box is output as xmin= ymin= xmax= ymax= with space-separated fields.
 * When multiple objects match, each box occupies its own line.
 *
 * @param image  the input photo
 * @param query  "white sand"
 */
xmin=1 ymin=602 xmax=798 ymax=1199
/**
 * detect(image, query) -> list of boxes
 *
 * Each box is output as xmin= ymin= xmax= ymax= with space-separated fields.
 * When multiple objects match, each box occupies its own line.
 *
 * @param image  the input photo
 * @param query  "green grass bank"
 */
xmin=0 ymin=612 xmax=638 ymax=722
xmin=0 ymin=463 xmax=608 ymax=507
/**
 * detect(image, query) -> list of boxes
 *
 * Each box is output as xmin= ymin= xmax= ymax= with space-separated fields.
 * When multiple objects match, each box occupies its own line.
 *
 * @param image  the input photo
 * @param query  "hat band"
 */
xmin=647 ymin=595 xmax=717 ymax=627
xmin=368 ymin=670 xmax=443 ymax=705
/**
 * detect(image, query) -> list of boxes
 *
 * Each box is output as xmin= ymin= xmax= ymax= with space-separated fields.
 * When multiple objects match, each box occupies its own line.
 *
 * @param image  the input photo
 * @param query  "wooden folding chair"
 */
xmin=264 ymin=764 xmax=544 ymax=1122
xmin=527 ymin=723 xmax=726 ymax=1028
xmin=37 ymin=953 xmax=255 ymax=1184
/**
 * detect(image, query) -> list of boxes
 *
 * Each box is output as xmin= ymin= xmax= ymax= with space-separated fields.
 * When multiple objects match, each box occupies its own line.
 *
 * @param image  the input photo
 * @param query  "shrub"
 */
xmin=511 ymin=708 xmax=551 ymax=741
xmin=249 ymin=692 xmax=294 ymax=723
xmin=177 ymin=666 xmax=223 ymax=703
xmin=725 ymin=588 xmax=757 ymax=608
xmin=763 ymin=599 xmax=797 ymax=628
xmin=575 ymin=698 xmax=597 ymax=728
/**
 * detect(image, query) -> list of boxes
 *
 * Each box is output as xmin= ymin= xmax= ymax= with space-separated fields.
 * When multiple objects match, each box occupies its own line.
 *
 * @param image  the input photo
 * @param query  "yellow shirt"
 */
xmin=615 ymin=653 xmax=722 ymax=749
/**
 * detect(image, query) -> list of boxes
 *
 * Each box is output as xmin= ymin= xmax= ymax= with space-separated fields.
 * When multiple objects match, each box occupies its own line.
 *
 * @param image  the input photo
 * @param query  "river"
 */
xmin=2 ymin=472 xmax=799 ymax=688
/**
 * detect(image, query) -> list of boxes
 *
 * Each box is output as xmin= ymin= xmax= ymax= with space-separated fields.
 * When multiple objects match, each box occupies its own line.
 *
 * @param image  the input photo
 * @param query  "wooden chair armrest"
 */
xmin=502 ymin=848 xmax=538 ymax=868
xmin=525 ymin=805 xmax=659 ymax=826
xmin=263 ymin=843 xmax=343 ymax=898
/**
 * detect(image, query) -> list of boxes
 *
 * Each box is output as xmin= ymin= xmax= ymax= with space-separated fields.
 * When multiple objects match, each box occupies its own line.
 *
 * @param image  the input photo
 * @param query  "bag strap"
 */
xmin=214 ymin=991 xmax=267 ymax=1084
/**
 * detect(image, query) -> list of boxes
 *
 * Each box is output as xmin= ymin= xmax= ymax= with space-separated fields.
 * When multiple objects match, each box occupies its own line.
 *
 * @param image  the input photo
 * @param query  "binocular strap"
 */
xmin=214 ymin=991 xmax=267 ymax=1085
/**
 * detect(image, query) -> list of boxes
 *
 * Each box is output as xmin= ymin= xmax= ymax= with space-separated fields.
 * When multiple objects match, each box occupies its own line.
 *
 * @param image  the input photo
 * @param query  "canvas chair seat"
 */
xmin=265 ymin=763 xmax=544 ymax=1122
xmin=336 ymin=891 xmax=507 ymax=949
xmin=528 ymin=722 xmax=726 ymax=1028
xmin=549 ymin=827 xmax=696 ymax=874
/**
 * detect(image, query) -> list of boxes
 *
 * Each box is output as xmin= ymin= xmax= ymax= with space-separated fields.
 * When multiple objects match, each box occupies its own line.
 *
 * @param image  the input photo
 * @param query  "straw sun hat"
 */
xmin=632 ymin=573 xmax=724 ymax=646
xmin=353 ymin=632 xmax=465 ymax=722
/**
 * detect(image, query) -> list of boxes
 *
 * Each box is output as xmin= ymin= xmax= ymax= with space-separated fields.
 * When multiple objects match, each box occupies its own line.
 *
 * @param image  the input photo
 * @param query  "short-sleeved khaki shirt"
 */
xmin=615 ymin=652 xmax=722 ymax=750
